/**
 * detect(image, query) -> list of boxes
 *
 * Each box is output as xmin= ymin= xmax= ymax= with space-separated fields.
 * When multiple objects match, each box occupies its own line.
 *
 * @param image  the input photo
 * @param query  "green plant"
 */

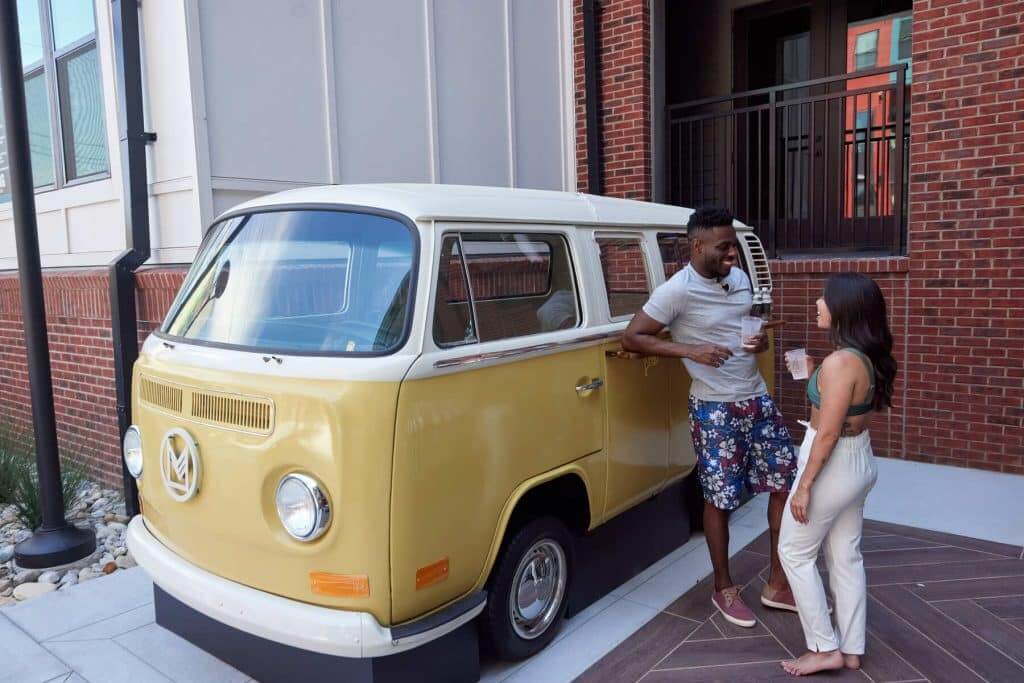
xmin=10 ymin=459 xmax=88 ymax=531
xmin=0 ymin=425 xmax=90 ymax=530
xmin=0 ymin=426 xmax=32 ymax=505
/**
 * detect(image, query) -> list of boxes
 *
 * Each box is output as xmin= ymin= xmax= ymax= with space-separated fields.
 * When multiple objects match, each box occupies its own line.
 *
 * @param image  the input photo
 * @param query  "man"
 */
xmin=622 ymin=207 xmax=797 ymax=627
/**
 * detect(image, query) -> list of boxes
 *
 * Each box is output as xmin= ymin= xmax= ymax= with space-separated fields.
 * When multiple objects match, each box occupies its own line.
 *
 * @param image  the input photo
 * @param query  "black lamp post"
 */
xmin=1 ymin=1 xmax=95 ymax=568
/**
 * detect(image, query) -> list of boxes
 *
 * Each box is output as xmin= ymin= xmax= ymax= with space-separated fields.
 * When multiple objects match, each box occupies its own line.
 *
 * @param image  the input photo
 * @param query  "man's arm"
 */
xmin=621 ymin=311 xmax=732 ymax=367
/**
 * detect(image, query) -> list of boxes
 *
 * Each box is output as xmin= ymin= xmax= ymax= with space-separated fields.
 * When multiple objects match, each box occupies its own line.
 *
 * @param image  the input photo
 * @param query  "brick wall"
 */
xmin=0 ymin=271 xmax=119 ymax=482
xmin=0 ymin=267 xmax=188 ymax=484
xmin=571 ymin=0 xmax=1024 ymax=473
xmin=574 ymin=0 xmax=652 ymax=200
xmin=903 ymin=0 xmax=1024 ymax=473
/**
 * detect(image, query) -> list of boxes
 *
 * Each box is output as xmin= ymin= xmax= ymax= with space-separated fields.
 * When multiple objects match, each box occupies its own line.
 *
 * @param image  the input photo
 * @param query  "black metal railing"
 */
xmin=667 ymin=64 xmax=908 ymax=256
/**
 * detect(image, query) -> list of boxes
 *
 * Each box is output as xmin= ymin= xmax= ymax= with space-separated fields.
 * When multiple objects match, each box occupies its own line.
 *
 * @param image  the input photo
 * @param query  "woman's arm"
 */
xmin=789 ymin=353 xmax=858 ymax=523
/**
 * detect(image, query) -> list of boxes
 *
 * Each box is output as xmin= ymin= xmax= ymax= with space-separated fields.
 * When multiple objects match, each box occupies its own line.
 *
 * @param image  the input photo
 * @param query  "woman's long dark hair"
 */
xmin=824 ymin=273 xmax=897 ymax=410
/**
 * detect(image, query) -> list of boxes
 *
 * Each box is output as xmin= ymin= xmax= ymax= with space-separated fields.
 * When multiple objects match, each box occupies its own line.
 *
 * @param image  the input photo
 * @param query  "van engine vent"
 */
xmin=190 ymin=391 xmax=274 ymax=434
xmin=742 ymin=232 xmax=772 ymax=293
xmin=139 ymin=377 xmax=183 ymax=414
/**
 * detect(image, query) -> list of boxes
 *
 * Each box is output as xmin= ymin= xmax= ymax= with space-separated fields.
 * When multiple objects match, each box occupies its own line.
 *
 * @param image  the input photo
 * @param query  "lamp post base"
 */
xmin=14 ymin=524 xmax=96 ymax=569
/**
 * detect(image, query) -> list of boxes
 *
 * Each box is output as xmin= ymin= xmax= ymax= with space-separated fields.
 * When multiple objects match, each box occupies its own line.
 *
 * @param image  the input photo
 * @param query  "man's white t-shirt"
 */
xmin=642 ymin=264 xmax=767 ymax=402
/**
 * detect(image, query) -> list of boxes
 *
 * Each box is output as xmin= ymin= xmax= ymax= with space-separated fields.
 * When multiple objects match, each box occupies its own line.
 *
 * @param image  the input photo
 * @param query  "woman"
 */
xmin=778 ymin=273 xmax=897 ymax=676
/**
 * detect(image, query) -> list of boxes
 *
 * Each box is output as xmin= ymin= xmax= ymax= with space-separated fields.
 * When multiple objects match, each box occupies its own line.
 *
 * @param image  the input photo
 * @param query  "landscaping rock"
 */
xmin=0 ymin=596 xmax=16 ymax=607
xmin=38 ymin=570 xmax=63 ymax=584
xmin=13 ymin=582 xmax=56 ymax=601
xmin=102 ymin=562 xmax=118 ymax=575
xmin=0 ymin=578 xmax=11 ymax=593
xmin=115 ymin=554 xmax=136 ymax=569
xmin=13 ymin=569 xmax=41 ymax=585
xmin=0 ymin=544 xmax=13 ymax=563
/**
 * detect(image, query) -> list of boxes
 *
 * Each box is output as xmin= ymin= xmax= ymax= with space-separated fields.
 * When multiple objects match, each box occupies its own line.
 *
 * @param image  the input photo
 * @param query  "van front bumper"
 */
xmin=126 ymin=516 xmax=485 ymax=658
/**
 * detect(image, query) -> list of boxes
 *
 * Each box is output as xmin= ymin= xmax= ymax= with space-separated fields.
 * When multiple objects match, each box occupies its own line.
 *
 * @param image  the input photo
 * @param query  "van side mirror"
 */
xmin=213 ymin=260 xmax=231 ymax=299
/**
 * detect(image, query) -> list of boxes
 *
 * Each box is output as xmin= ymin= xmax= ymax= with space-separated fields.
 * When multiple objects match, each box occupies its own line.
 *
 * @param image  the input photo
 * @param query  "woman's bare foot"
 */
xmin=780 ymin=650 xmax=844 ymax=676
xmin=843 ymin=653 xmax=861 ymax=670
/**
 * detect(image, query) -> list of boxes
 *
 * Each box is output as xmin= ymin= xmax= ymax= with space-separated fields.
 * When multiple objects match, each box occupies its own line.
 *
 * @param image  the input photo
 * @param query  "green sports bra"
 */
xmin=807 ymin=348 xmax=875 ymax=417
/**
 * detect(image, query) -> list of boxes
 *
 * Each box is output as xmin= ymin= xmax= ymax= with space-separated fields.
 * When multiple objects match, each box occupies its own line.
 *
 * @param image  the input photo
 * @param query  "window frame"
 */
xmin=853 ymin=29 xmax=879 ymax=71
xmin=155 ymin=204 xmax=422 ymax=358
xmin=431 ymin=228 xmax=583 ymax=349
xmin=655 ymin=232 xmax=690 ymax=280
xmin=593 ymin=231 xmax=655 ymax=323
xmin=6 ymin=0 xmax=110 ymax=199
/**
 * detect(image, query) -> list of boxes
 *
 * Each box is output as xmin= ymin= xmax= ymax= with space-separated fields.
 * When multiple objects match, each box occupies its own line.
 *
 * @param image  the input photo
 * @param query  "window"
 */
xmin=891 ymin=15 xmax=913 ymax=84
xmin=596 ymin=237 xmax=650 ymax=319
xmin=0 ymin=0 xmax=108 ymax=202
xmin=433 ymin=232 xmax=579 ymax=347
xmin=657 ymin=233 xmax=689 ymax=279
xmin=854 ymin=30 xmax=878 ymax=70
xmin=163 ymin=210 xmax=416 ymax=355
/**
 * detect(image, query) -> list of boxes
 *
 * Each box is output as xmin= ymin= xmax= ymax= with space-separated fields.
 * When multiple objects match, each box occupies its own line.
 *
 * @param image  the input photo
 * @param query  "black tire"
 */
xmin=480 ymin=516 xmax=574 ymax=661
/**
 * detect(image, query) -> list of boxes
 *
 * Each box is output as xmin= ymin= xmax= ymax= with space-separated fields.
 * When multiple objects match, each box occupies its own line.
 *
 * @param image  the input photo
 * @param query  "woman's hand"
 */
xmin=789 ymin=485 xmax=811 ymax=524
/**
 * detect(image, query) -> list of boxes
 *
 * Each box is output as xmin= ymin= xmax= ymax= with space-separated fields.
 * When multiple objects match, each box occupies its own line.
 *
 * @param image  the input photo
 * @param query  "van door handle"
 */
xmin=575 ymin=378 xmax=604 ymax=395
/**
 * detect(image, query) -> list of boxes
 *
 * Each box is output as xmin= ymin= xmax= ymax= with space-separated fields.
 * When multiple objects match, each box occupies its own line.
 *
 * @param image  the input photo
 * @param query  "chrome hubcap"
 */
xmin=509 ymin=539 xmax=567 ymax=640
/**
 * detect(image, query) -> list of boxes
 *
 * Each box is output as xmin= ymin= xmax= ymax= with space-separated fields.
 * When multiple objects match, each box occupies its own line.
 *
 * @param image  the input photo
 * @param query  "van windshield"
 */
xmin=161 ymin=209 xmax=416 ymax=355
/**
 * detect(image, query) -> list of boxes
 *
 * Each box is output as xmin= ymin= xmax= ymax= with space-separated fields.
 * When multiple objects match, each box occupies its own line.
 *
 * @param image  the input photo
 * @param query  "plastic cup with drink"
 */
xmin=785 ymin=348 xmax=810 ymax=380
xmin=740 ymin=315 xmax=763 ymax=352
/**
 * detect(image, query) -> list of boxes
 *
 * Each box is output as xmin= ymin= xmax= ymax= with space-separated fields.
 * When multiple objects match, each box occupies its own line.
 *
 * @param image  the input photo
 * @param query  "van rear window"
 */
xmin=161 ymin=209 xmax=416 ymax=355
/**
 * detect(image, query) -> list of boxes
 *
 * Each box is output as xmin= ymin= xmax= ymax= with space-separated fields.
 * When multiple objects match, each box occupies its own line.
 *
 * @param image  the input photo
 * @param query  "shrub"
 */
xmin=0 ymin=427 xmax=89 ymax=530
xmin=0 ymin=426 xmax=31 ymax=505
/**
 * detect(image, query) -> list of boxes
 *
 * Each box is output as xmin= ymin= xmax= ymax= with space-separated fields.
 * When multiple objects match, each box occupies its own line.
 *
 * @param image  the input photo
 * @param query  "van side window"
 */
xmin=433 ymin=232 xmax=579 ymax=347
xmin=433 ymin=236 xmax=478 ymax=347
xmin=657 ymin=232 xmax=689 ymax=278
xmin=596 ymin=237 xmax=650 ymax=318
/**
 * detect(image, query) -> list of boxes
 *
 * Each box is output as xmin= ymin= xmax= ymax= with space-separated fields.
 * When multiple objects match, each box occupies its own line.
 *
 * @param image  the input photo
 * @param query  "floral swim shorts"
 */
xmin=689 ymin=394 xmax=797 ymax=511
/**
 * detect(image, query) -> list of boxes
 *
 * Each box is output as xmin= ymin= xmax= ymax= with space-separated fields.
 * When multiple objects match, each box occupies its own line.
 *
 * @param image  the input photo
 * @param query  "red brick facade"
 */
xmin=0 ymin=268 xmax=186 ymax=483
xmin=574 ymin=0 xmax=652 ymax=199
xmin=572 ymin=0 xmax=1023 ymax=473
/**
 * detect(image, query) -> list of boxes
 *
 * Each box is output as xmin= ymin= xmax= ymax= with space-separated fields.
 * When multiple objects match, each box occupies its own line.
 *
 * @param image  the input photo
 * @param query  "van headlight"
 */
xmin=123 ymin=426 xmax=144 ymax=479
xmin=275 ymin=473 xmax=331 ymax=541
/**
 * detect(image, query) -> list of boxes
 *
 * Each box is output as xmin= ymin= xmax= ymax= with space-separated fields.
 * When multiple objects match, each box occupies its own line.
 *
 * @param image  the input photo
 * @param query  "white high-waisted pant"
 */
xmin=779 ymin=423 xmax=878 ymax=654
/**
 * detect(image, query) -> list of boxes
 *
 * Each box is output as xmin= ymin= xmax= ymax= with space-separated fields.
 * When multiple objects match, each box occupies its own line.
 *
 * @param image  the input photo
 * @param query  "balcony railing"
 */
xmin=667 ymin=64 xmax=908 ymax=256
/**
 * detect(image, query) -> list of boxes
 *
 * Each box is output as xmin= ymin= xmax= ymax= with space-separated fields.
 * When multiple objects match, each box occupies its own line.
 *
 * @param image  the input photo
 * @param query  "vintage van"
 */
xmin=124 ymin=184 xmax=774 ymax=679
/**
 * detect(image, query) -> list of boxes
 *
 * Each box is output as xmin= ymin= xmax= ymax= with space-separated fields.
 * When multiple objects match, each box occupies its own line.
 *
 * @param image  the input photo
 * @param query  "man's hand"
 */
xmin=743 ymin=331 xmax=770 ymax=354
xmin=686 ymin=344 xmax=732 ymax=367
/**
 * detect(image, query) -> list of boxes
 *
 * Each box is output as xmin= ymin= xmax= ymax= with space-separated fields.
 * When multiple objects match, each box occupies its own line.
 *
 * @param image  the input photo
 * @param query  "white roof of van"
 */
xmin=221 ymin=183 xmax=711 ymax=229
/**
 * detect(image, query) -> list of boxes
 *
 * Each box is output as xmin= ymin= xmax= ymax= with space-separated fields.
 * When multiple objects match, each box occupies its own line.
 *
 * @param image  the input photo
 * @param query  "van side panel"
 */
xmin=390 ymin=346 xmax=604 ymax=623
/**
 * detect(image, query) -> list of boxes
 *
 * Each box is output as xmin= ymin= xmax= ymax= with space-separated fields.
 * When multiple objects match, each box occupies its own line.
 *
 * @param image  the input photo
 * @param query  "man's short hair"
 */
xmin=687 ymin=207 xmax=734 ymax=239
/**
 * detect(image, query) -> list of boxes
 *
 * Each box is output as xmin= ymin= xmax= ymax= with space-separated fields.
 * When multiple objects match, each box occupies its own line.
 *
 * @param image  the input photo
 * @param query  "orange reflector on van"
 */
xmin=416 ymin=558 xmax=450 ymax=589
xmin=309 ymin=572 xmax=370 ymax=597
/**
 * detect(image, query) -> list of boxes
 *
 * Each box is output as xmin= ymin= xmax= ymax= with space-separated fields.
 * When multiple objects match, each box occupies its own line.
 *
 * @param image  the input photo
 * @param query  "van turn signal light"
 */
xmin=309 ymin=572 xmax=370 ymax=598
xmin=416 ymin=558 xmax=450 ymax=590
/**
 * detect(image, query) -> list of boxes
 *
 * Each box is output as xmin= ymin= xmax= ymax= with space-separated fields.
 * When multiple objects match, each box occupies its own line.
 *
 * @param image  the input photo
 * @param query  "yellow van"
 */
xmin=125 ymin=184 xmax=774 ymax=680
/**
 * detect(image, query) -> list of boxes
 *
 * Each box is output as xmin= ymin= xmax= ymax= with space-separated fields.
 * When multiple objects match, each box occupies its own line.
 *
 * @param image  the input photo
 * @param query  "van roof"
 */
xmin=221 ymin=183 xmax=746 ymax=230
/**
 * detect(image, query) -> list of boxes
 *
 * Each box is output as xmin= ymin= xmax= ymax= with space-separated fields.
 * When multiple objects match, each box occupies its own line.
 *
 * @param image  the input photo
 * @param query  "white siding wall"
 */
xmin=198 ymin=0 xmax=574 ymax=227
xmin=0 ymin=0 xmax=573 ymax=269
xmin=0 ymin=0 xmax=126 ymax=270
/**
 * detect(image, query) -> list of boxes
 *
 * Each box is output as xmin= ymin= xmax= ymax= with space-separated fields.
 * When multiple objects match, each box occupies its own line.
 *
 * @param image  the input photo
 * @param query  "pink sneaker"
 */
xmin=711 ymin=586 xmax=756 ymax=627
xmin=761 ymin=585 xmax=798 ymax=612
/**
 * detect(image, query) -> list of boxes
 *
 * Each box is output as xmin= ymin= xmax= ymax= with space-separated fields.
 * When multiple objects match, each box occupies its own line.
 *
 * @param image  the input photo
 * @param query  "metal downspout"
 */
xmin=582 ymin=0 xmax=603 ymax=195
xmin=110 ymin=0 xmax=156 ymax=517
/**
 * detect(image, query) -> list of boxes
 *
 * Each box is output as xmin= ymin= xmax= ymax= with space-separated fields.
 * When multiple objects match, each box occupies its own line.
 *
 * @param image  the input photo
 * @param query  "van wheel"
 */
xmin=481 ymin=516 xmax=572 ymax=660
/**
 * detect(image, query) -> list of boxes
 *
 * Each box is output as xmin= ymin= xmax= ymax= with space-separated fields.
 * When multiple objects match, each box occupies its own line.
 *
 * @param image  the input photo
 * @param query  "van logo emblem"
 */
xmin=159 ymin=427 xmax=201 ymax=502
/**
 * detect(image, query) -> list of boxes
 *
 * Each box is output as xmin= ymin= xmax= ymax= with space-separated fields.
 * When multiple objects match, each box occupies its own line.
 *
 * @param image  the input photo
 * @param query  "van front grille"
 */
xmin=139 ymin=377 xmax=183 ymax=413
xmin=191 ymin=391 xmax=274 ymax=434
